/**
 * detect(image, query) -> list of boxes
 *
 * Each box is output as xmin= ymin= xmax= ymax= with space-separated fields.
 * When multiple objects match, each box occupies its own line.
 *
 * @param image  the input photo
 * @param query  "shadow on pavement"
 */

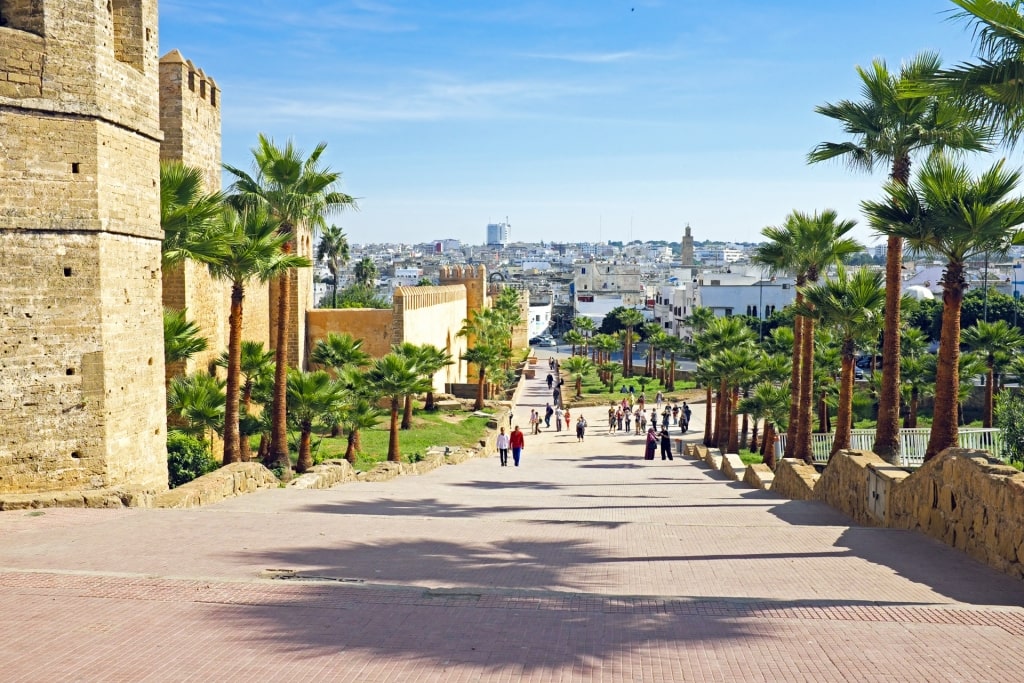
xmin=217 ymin=534 xmax=993 ymax=673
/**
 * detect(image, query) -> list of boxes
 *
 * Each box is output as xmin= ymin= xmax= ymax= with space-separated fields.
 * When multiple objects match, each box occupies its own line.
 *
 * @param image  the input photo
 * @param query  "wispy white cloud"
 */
xmin=223 ymin=72 xmax=616 ymax=128
xmin=524 ymin=50 xmax=645 ymax=64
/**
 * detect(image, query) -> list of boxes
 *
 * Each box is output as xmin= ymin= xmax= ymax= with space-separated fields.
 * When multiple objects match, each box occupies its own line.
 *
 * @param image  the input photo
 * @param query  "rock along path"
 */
xmin=2 ymin=366 xmax=1024 ymax=682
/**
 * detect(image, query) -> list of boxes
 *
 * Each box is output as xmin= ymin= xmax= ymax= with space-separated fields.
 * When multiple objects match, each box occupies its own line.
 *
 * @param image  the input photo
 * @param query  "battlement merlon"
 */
xmin=0 ymin=0 xmax=163 ymax=141
xmin=159 ymin=50 xmax=220 ymax=110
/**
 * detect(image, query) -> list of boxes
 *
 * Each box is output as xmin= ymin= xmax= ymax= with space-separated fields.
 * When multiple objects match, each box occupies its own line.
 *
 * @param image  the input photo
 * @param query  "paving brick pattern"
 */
xmin=2 ymin=370 xmax=1024 ymax=681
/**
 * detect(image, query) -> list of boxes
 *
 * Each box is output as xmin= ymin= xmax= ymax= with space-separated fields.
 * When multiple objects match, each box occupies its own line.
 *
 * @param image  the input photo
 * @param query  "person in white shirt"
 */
xmin=496 ymin=427 xmax=511 ymax=467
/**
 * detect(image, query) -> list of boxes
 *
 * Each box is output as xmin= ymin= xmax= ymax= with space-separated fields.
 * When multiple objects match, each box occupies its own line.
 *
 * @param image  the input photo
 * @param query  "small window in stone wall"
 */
xmin=0 ymin=0 xmax=45 ymax=36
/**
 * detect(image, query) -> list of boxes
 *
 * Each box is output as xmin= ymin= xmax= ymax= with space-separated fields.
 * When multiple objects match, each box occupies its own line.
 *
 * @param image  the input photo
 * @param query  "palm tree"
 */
xmin=311 ymin=332 xmax=372 ymax=373
xmin=901 ymin=354 xmax=933 ymax=429
xmin=931 ymin=1 xmax=1024 ymax=142
xmin=411 ymin=344 xmax=454 ymax=411
xmin=366 ymin=354 xmax=430 ymax=462
xmin=216 ymin=341 xmax=275 ymax=461
xmin=753 ymin=211 xmax=861 ymax=460
xmin=353 ymin=257 xmax=378 ymax=287
xmin=167 ymin=373 xmax=226 ymax=447
xmin=615 ymin=308 xmax=645 ymax=377
xmin=562 ymin=329 xmax=585 ymax=356
xmin=796 ymin=267 xmax=886 ymax=459
xmin=393 ymin=343 xmax=451 ymax=428
xmin=662 ymin=335 xmax=686 ymax=391
xmin=693 ymin=316 xmax=754 ymax=447
xmin=863 ymin=155 xmax=1024 ymax=459
xmin=962 ymin=319 xmax=1024 ymax=427
xmin=286 ymin=369 xmax=346 ymax=473
xmin=163 ymin=308 xmax=208 ymax=373
xmin=754 ymin=382 xmax=791 ymax=469
xmin=224 ymin=135 xmax=356 ymax=478
xmin=573 ymin=316 xmax=596 ymax=356
xmin=458 ymin=308 xmax=507 ymax=410
xmin=808 ymin=52 xmax=992 ymax=463
xmin=159 ymin=161 xmax=226 ymax=268
xmin=562 ymin=356 xmax=594 ymax=398
xmin=339 ymin=396 xmax=384 ymax=463
xmin=598 ymin=361 xmax=622 ymax=392
xmin=208 ymin=205 xmax=309 ymax=465
xmin=687 ymin=306 xmax=715 ymax=341
xmin=316 ymin=224 xmax=350 ymax=308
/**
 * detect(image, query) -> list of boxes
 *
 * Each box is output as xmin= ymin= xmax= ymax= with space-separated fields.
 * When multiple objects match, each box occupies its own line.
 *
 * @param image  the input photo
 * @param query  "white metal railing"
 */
xmin=774 ymin=428 xmax=1004 ymax=468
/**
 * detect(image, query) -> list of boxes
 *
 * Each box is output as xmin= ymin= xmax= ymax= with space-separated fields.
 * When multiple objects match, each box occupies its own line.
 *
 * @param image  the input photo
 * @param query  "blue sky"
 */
xmin=159 ymin=1 xmax=989 ymax=247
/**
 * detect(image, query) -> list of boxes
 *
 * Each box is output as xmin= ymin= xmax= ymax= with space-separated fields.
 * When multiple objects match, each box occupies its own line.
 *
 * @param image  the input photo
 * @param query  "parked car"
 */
xmin=530 ymin=336 xmax=557 ymax=347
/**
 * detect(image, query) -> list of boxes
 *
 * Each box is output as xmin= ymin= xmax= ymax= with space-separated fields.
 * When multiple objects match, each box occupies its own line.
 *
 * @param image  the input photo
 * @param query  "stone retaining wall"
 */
xmin=153 ymin=462 xmax=279 ymax=509
xmin=770 ymin=459 xmax=819 ymax=501
xmin=812 ymin=449 xmax=887 ymax=527
xmin=743 ymin=464 xmax=774 ymax=490
xmin=887 ymin=449 xmax=1024 ymax=580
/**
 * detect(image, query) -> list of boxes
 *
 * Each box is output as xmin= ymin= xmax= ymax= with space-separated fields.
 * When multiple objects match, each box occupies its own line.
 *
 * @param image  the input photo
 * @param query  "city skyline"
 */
xmin=161 ymin=1 xmax=993 ymax=246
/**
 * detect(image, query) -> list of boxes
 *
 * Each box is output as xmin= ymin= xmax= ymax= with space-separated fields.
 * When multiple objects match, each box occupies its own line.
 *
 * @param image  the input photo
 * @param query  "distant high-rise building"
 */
xmin=486 ymin=221 xmax=511 ymax=247
xmin=681 ymin=224 xmax=695 ymax=265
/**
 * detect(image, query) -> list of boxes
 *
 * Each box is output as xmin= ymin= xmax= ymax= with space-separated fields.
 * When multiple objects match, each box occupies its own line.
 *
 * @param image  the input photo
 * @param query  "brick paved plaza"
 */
xmin=2 ymin=374 xmax=1024 ymax=682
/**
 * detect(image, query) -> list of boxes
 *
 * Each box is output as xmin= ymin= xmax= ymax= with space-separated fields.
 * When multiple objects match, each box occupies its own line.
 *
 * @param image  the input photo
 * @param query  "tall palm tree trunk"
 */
xmin=475 ymin=369 xmax=486 ymax=411
xmin=763 ymin=423 xmax=777 ymax=469
xmin=831 ymin=348 xmax=856 ymax=458
xmin=727 ymin=386 xmax=740 ymax=453
xmin=703 ymin=386 xmax=713 ymax=446
xmin=796 ymin=315 xmax=816 ymax=465
xmin=223 ymin=284 xmax=244 ymax=464
xmin=269 ymin=258 xmax=293 ymax=474
xmin=402 ymin=395 xmax=413 ymax=430
xmin=388 ymin=398 xmax=402 ymax=462
xmin=926 ymin=267 xmax=965 ymax=461
xmin=874 ymin=233 xmax=905 ymax=462
xmin=345 ymin=431 xmax=358 ymax=463
xmin=714 ymin=379 xmax=728 ymax=447
xmin=296 ymin=422 xmax=313 ymax=473
xmin=240 ymin=381 xmax=254 ymax=462
xmin=785 ymin=300 xmax=804 ymax=459
xmin=984 ymin=364 xmax=995 ymax=428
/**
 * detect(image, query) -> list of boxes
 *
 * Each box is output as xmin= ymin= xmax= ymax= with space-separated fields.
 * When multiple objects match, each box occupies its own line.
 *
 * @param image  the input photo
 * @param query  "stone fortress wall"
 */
xmin=306 ymin=284 xmax=471 ymax=394
xmin=392 ymin=286 xmax=469 ymax=393
xmin=0 ymin=0 xmax=168 ymax=495
xmin=0 ymin=0 xmax=528 ymax=501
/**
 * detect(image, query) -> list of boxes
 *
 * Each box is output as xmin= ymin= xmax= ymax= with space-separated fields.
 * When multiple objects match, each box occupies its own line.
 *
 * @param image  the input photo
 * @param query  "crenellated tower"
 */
xmin=0 ymin=0 xmax=169 ymax=496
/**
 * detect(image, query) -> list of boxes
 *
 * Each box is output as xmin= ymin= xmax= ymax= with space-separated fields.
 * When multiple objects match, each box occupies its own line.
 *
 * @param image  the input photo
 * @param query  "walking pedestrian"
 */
xmin=624 ymin=409 xmax=631 ymax=433
xmin=655 ymin=390 xmax=664 ymax=410
xmin=496 ymin=427 xmax=510 ymax=466
xmin=608 ymin=405 xmax=616 ymax=433
xmin=576 ymin=416 xmax=587 ymax=442
xmin=554 ymin=406 xmax=564 ymax=432
xmin=510 ymin=425 xmax=525 ymax=466
xmin=644 ymin=427 xmax=658 ymax=460
xmin=529 ymin=409 xmax=540 ymax=435
xmin=564 ymin=408 xmax=571 ymax=430
xmin=659 ymin=427 xmax=673 ymax=460
xmin=545 ymin=403 xmax=553 ymax=428
xmin=546 ymin=373 xmax=554 ymax=390
xmin=671 ymin=403 xmax=679 ymax=425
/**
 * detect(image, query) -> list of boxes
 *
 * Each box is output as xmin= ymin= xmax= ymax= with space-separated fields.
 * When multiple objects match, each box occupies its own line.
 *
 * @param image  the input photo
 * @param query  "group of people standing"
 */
xmin=498 ymin=357 xmax=695 ymax=467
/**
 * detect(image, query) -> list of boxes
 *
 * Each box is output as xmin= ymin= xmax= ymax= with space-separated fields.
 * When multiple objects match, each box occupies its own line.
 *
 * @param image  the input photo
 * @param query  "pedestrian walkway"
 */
xmin=1 ymin=365 xmax=1023 ymax=681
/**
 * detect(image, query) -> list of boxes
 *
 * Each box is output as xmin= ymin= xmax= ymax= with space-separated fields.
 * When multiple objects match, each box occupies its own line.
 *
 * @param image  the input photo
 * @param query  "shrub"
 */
xmin=994 ymin=391 xmax=1024 ymax=463
xmin=167 ymin=431 xmax=218 ymax=488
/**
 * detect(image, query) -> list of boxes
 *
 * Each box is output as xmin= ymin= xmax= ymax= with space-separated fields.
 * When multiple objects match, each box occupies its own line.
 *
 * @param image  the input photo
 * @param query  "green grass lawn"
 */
xmin=573 ymin=372 xmax=697 ymax=404
xmin=265 ymin=409 xmax=495 ymax=473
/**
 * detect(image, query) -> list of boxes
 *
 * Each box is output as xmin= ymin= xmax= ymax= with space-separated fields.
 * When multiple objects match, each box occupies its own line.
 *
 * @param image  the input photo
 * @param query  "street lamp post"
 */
xmin=758 ymin=275 xmax=765 ymax=342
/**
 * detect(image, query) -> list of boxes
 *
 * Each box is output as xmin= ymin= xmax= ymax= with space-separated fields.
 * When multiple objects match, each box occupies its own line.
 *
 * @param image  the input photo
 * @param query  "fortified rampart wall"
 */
xmin=0 ymin=0 xmax=168 ymax=496
xmin=393 ymin=286 xmax=469 ymax=391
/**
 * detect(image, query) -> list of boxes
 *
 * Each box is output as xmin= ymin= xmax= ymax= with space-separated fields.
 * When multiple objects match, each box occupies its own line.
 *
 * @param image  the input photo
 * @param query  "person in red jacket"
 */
xmin=509 ymin=425 xmax=525 ymax=467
